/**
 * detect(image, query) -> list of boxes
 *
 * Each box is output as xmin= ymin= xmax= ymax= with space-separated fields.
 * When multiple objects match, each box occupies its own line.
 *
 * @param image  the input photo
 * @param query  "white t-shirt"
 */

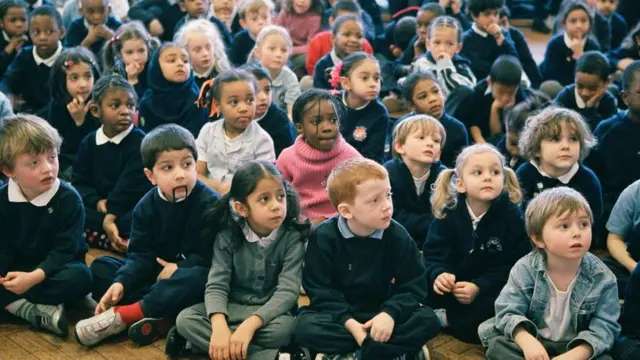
xmin=538 ymin=273 xmax=579 ymax=342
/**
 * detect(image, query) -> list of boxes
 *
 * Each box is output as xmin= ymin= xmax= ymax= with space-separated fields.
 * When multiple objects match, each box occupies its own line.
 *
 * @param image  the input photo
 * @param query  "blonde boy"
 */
xmin=385 ymin=115 xmax=447 ymax=248
xmin=479 ymin=187 xmax=620 ymax=360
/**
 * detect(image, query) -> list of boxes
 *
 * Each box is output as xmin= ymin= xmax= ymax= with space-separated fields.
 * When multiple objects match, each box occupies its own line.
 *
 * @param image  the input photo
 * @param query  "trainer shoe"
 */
xmin=128 ymin=317 xmax=170 ymax=346
xmin=16 ymin=302 xmax=68 ymax=337
xmin=165 ymin=326 xmax=187 ymax=356
xmin=75 ymin=308 xmax=127 ymax=346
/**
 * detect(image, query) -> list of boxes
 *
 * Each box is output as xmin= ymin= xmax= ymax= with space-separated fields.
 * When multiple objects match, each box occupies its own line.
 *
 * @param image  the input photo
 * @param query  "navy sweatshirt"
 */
xmin=71 ymin=127 xmax=151 ymax=218
xmin=341 ymin=95 xmax=389 ymax=163
xmin=509 ymin=26 xmax=543 ymax=89
xmin=422 ymin=193 xmax=530 ymax=297
xmin=1 ymin=45 xmax=56 ymax=115
xmin=113 ymin=181 xmax=220 ymax=291
xmin=540 ymin=33 xmax=601 ymax=86
xmin=496 ymin=135 xmax=526 ymax=171
xmin=64 ymin=16 xmax=122 ymax=60
xmin=0 ymin=34 xmax=30 ymax=79
xmin=46 ymin=101 xmax=100 ymax=169
xmin=554 ymin=84 xmax=617 ymax=130
xmin=229 ymin=30 xmax=255 ymax=66
xmin=607 ymin=46 xmax=639 ymax=72
xmin=608 ymin=12 xmax=629 ymax=51
xmin=128 ymin=0 xmax=185 ymax=42
xmin=256 ymin=102 xmax=296 ymax=157
xmin=396 ymin=111 xmax=468 ymax=168
xmin=594 ymin=11 xmax=613 ymax=53
xmin=303 ymin=216 xmax=427 ymax=324
xmin=586 ymin=111 xmax=640 ymax=202
xmin=313 ymin=53 xmax=334 ymax=90
xmin=516 ymin=162 xmax=603 ymax=226
xmin=459 ymin=27 xmax=519 ymax=81
xmin=385 ymin=158 xmax=445 ymax=248
xmin=0 ymin=180 xmax=87 ymax=275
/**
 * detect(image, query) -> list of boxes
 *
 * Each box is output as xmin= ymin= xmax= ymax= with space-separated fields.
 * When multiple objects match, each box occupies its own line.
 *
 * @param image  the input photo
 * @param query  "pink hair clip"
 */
xmin=329 ymin=62 xmax=343 ymax=90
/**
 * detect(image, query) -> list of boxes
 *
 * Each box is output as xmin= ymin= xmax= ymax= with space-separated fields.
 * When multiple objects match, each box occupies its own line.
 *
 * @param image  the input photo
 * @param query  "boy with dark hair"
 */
xmin=239 ymin=63 xmax=296 ymax=157
xmin=555 ymin=50 xmax=617 ymax=130
xmin=64 ymin=0 xmax=122 ymax=60
xmin=173 ymin=0 xmax=232 ymax=49
xmin=1 ymin=5 xmax=64 ymax=116
xmin=0 ymin=114 xmax=91 ymax=338
xmin=74 ymin=124 xmax=221 ymax=347
xmin=292 ymin=158 xmax=440 ymax=360
xmin=596 ymin=0 xmax=628 ymax=50
xmin=461 ymin=55 xmax=533 ymax=145
xmin=460 ymin=0 xmax=518 ymax=80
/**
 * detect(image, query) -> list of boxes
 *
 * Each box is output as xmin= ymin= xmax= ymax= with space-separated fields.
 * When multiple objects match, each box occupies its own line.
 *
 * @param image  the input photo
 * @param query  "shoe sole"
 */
xmin=128 ymin=318 xmax=165 ymax=346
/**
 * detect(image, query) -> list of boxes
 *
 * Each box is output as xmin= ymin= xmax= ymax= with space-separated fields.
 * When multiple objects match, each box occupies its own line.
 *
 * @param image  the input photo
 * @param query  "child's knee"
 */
xmin=175 ymin=305 xmax=204 ymax=335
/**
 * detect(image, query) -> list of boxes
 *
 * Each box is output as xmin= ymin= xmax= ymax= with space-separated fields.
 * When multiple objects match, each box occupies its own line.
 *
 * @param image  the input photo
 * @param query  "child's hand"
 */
xmin=148 ymin=19 xmax=164 ymax=37
xmin=436 ymin=52 xmax=453 ymax=62
xmin=95 ymin=24 xmax=114 ymax=39
xmin=156 ymin=258 xmax=178 ymax=281
xmin=5 ymin=35 xmax=27 ymax=54
xmin=586 ymin=88 xmax=606 ymax=108
xmin=103 ymin=215 xmax=126 ymax=248
xmin=210 ymin=322 xmax=232 ymax=360
xmin=67 ymin=96 xmax=92 ymax=126
xmin=95 ymin=282 xmax=124 ymax=315
xmin=97 ymin=199 xmax=107 ymax=213
xmin=363 ymin=312 xmax=395 ymax=343
xmin=433 ymin=272 xmax=456 ymax=295
xmin=84 ymin=26 xmax=100 ymax=45
xmin=492 ymin=96 xmax=515 ymax=110
xmin=229 ymin=316 xmax=262 ymax=360
xmin=515 ymin=330 xmax=550 ymax=360
xmin=568 ymin=37 xmax=585 ymax=58
xmin=453 ymin=281 xmax=480 ymax=304
xmin=2 ymin=271 xmax=41 ymax=295
xmin=618 ymin=58 xmax=635 ymax=71
xmin=125 ymin=61 xmax=143 ymax=83
xmin=486 ymin=24 xmax=505 ymax=44
xmin=344 ymin=319 xmax=368 ymax=346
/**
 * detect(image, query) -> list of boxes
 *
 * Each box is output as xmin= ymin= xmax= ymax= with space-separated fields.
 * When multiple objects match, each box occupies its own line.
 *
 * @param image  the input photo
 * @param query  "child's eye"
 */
xmin=247 ymin=98 xmax=254 ymax=104
xmin=560 ymin=223 xmax=569 ymax=229
xmin=259 ymin=196 xmax=269 ymax=203
xmin=268 ymin=46 xmax=275 ymax=51
xmin=127 ymin=102 xmax=136 ymax=109
xmin=580 ymin=221 xmax=590 ymax=228
xmin=162 ymin=165 xmax=172 ymax=171
xmin=183 ymin=161 xmax=193 ymax=168
xmin=569 ymin=136 xmax=579 ymax=142
xmin=373 ymin=75 xmax=380 ymax=81
xmin=491 ymin=169 xmax=500 ymax=175
xmin=551 ymin=136 xmax=560 ymax=142
xmin=472 ymin=170 xmax=481 ymax=175
xmin=386 ymin=192 xmax=392 ymax=199
xmin=277 ymin=194 xmax=285 ymax=201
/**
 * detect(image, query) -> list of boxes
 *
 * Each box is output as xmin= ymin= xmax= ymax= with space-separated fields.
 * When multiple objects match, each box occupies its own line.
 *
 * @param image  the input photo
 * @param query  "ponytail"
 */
xmin=430 ymin=169 xmax=458 ymax=219
xmin=202 ymin=192 xmax=244 ymax=251
xmin=503 ymin=167 xmax=523 ymax=205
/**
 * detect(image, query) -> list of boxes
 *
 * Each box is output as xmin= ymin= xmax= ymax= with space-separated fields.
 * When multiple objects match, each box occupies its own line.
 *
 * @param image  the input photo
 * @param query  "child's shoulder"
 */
xmin=515 ymin=161 xmax=537 ymax=176
xmin=580 ymin=252 xmax=617 ymax=284
xmin=56 ymin=180 xmax=83 ymax=204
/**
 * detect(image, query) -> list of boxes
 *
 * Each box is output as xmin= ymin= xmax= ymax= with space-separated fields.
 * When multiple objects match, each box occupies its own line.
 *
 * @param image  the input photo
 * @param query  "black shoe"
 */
xmin=532 ymin=18 xmax=551 ymax=34
xmin=290 ymin=346 xmax=312 ymax=360
xmin=165 ymin=326 xmax=187 ymax=356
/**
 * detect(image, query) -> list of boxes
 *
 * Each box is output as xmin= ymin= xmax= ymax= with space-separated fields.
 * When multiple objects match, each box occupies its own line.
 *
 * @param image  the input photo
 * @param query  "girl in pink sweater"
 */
xmin=275 ymin=0 xmax=323 ymax=75
xmin=276 ymin=89 xmax=361 ymax=225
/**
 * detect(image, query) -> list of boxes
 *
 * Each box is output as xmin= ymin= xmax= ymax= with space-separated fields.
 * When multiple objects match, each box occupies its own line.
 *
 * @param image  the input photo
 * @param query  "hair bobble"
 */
xmin=329 ymin=62 xmax=343 ymax=90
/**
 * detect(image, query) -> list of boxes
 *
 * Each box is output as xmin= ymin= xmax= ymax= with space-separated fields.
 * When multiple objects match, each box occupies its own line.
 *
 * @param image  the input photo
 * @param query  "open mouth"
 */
xmin=41 ymin=176 xmax=54 ymax=185
xmin=569 ymin=243 xmax=583 ymax=250
xmin=172 ymin=186 xmax=188 ymax=202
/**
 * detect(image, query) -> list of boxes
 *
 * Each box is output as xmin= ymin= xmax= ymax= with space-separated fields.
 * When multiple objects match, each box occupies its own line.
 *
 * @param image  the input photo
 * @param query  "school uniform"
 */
xmin=229 ymin=30 xmax=255 ymax=66
xmin=174 ymin=13 xmax=232 ymax=49
xmin=255 ymin=102 xmax=296 ymax=157
xmin=423 ymin=193 xmax=531 ymax=343
xmin=177 ymin=221 xmax=306 ymax=359
xmin=0 ymin=179 xmax=91 ymax=308
xmin=312 ymin=52 xmax=337 ymax=90
xmin=340 ymin=92 xmax=389 ymax=163
xmin=71 ymin=126 xmax=151 ymax=244
xmin=193 ymin=68 xmax=216 ymax=90
xmin=459 ymin=24 xmax=519 ymax=81
xmin=516 ymin=161 xmax=603 ymax=227
xmin=271 ymin=66 xmax=300 ymax=113
xmin=1 ymin=43 xmax=62 ymax=116
xmin=385 ymin=159 xmax=445 ymax=248
xmin=396 ymin=111 xmax=468 ymax=168
xmin=293 ymin=216 xmax=441 ymax=358
xmin=139 ymin=47 xmax=208 ymax=138
xmin=89 ymin=181 xmax=220 ymax=318
xmin=320 ymin=8 xmax=376 ymax=42
xmin=496 ymin=135 xmax=526 ymax=171
xmin=615 ymin=264 xmax=640 ymax=360
xmin=46 ymin=100 xmax=100 ymax=177
xmin=508 ymin=26 xmax=543 ymax=89
xmin=540 ymin=33 xmax=601 ymax=86
xmin=305 ymin=30 xmax=374 ymax=76
xmin=25 ymin=0 xmax=53 ymax=12
xmin=554 ymin=84 xmax=618 ymax=130
xmin=0 ymin=31 xmax=31 ymax=79
xmin=607 ymin=46 xmax=639 ymax=72
xmin=127 ymin=0 xmax=185 ymax=42
xmin=607 ymin=12 xmax=629 ymax=51
xmin=64 ymin=16 xmax=122 ymax=59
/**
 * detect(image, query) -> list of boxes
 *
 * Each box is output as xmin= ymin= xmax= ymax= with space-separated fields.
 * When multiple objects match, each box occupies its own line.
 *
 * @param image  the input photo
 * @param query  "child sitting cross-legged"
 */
xmin=478 ymin=187 xmax=621 ymax=360
xmin=292 ymin=158 xmax=441 ymax=360
xmin=74 ymin=124 xmax=221 ymax=347
xmin=385 ymin=115 xmax=446 ymax=249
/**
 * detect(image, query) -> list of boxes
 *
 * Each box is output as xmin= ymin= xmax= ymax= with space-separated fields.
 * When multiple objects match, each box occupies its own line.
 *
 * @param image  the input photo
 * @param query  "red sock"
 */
xmin=113 ymin=302 xmax=144 ymax=326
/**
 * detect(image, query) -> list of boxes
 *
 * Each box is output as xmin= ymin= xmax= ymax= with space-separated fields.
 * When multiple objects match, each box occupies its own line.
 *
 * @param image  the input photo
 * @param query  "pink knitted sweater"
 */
xmin=276 ymin=135 xmax=361 ymax=220
xmin=275 ymin=10 xmax=321 ymax=56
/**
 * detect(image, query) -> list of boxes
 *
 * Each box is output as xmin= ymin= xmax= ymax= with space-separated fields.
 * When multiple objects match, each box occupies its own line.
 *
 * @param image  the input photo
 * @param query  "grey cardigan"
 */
xmin=205 ymin=225 xmax=305 ymax=325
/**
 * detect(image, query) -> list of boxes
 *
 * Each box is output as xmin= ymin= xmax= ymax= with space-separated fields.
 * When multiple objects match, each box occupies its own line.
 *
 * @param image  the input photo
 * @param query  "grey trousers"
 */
xmin=176 ymin=302 xmax=294 ymax=360
xmin=486 ymin=336 xmax=613 ymax=360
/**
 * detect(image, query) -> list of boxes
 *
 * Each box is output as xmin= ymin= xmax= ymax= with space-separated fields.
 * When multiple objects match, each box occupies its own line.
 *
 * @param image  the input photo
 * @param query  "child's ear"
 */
xmin=1 ymin=165 xmax=13 ymax=179
xmin=455 ymin=177 xmax=466 ymax=194
xmin=178 ymin=2 xmax=186 ymax=12
xmin=59 ymin=27 xmax=66 ymax=40
xmin=340 ymin=76 xmax=350 ymax=91
xmin=213 ymin=99 xmax=222 ymax=114
xmin=530 ymin=234 xmax=546 ymax=249
xmin=89 ymin=102 xmax=100 ymax=118
xmin=425 ymin=38 xmax=431 ymax=51
xmin=239 ymin=18 xmax=248 ymax=29
xmin=392 ymin=140 xmax=404 ymax=156
xmin=604 ymin=76 xmax=612 ymax=88
xmin=487 ymin=77 xmax=493 ymax=87
xmin=328 ymin=16 xmax=335 ymax=27
xmin=455 ymin=43 xmax=462 ymax=53
xmin=331 ymin=34 xmax=336 ymax=46
xmin=233 ymin=201 xmax=249 ymax=218
xmin=337 ymin=202 xmax=353 ymax=219
xmin=295 ymin=122 xmax=303 ymax=134
xmin=622 ymin=90 xmax=630 ymax=106
xmin=143 ymin=168 xmax=157 ymax=186
xmin=254 ymin=47 xmax=262 ymax=59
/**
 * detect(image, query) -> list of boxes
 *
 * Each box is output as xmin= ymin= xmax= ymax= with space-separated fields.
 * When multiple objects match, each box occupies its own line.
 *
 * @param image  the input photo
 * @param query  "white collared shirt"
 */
xmin=2 ymin=31 xmax=11 ymax=42
xmin=95 ymin=125 xmax=134 ymax=145
xmin=330 ymin=49 xmax=341 ymax=66
xmin=33 ymin=42 xmax=62 ymax=67
xmin=466 ymin=200 xmax=487 ymax=231
xmin=243 ymin=223 xmax=279 ymax=248
xmin=530 ymin=161 xmax=580 ymax=184
xmin=342 ymin=91 xmax=369 ymax=110
xmin=194 ymin=65 xmax=215 ymax=79
xmin=29 ymin=0 xmax=43 ymax=8
xmin=8 ymin=177 xmax=60 ymax=207
xmin=472 ymin=23 xmax=488 ymax=38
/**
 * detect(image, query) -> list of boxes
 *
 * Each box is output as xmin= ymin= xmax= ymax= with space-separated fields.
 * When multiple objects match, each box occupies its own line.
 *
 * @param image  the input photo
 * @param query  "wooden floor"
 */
xmin=0 ymin=27 xmax=551 ymax=360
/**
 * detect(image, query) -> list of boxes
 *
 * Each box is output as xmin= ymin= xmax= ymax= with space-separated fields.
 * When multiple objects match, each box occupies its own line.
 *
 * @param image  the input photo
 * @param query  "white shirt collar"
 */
xmin=194 ymin=65 xmax=214 ymax=79
xmin=157 ymin=186 xmax=187 ymax=202
xmin=33 ymin=42 xmax=62 ymax=67
xmin=83 ymin=19 xmax=91 ymax=29
xmin=8 ymin=177 xmax=60 ymax=207
xmin=342 ymin=92 xmax=369 ymax=110
xmin=242 ymin=222 xmax=279 ymax=247
xmin=466 ymin=200 xmax=487 ymax=230
xmin=330 ymin=49 xmax=341 ymax=66
xmin=95 ymin=125 xmax=134 ymax=145
xmin=29 ymin=0 xmax=43 ymax=8
xmin=472 ymin=23 xmax=488 ymax=38
xmin=484 ymin=83 xmax=492 ymax=96
xmin=2 ymin=31 xmax=11 ymax=42
xmin=255 ymin=108 xmax=268 ymax=122
xmin=530 ymin=160 xmax=580 ymax=184
xmin=563 ymin=32 xmax=587 ymax=49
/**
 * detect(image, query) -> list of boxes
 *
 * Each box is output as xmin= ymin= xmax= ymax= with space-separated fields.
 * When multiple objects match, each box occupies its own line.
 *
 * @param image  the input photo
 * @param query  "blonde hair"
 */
xmin=392 ymin=115 xmax=446 ymax=159
xmin=250 ymin=25 xmax=292 ymax=61
xmin=173 ymin=19 xmax=231 ymax=74
xmin=0 ymin=114 xmax=62 ymax=170
xmin=525 ymin=186 xmax=593 ymax=251
xmin=236 ymin=0 xmax=275 ymax=19
xmin=327 ymin=158 xmax=388 ymax=207
xmin=518 ymin=106 xmax=596 ymax=163
xmin=430 ymin=144 xmax=522 ymax=219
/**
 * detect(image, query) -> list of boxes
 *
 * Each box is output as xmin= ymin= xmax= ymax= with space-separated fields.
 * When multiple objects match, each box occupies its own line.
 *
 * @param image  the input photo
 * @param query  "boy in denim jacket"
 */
xmin=478 ymin=187 xmax=620 ymax=360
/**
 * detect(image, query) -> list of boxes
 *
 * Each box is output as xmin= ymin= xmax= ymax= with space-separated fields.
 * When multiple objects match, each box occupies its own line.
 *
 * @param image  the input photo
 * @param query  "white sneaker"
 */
xmin=29 ymin=303 xmax=68 ymax=336
xmin=74 ymin=308 xmax=127 ymax=346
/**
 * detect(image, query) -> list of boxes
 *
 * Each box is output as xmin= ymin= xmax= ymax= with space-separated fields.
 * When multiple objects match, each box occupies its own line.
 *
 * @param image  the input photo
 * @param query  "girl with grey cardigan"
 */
xmin=168 ymin=161 xmax=310 ymax=359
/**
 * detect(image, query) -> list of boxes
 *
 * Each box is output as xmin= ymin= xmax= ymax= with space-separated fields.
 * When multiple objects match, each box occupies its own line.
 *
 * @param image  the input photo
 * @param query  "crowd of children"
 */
xmin=3 ymin=0 xmax=640 ymax=358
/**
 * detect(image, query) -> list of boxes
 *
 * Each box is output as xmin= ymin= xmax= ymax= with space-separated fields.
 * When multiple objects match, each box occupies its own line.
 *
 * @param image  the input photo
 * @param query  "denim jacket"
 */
xmin=478 ymin=251 xmax=620 ymax=359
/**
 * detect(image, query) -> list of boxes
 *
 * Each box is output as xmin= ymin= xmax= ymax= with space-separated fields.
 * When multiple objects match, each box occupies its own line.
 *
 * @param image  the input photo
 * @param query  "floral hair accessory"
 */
xmin=329 ymin=62 xmax=343 ymax=89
